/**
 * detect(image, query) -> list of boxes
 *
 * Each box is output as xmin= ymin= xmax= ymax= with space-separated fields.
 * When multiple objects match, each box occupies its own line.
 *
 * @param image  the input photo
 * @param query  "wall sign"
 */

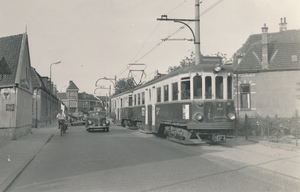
xmin=6 ymin=104 xmax=14 ymax=111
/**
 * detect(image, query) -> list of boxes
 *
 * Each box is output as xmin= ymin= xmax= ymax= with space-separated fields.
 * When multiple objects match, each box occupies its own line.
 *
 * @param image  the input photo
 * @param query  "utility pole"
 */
xmin=157 ymin=0 xmax=201 ymax=64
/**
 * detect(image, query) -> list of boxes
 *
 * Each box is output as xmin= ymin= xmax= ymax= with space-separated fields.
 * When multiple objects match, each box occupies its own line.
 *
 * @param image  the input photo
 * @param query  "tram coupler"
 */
xmin=211 ymin=134 xmax=226 ymax=143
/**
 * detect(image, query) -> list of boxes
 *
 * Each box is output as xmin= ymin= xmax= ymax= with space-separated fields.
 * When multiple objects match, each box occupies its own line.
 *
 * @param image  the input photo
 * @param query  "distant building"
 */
xmin=0 ymin=33 xmax=33 ymax=139
xmin=57 ymin=80 xmax=101 ymax=116
xmin=233 ymin=18 xmax=300 ymax=118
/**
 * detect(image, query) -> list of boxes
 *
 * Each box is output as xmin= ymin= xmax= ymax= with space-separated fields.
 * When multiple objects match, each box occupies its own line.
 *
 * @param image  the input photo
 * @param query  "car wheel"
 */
xmin=87 ymin=129 xmax=90 ymax=132
xmin=107 ymin=128 xmax=109 ymax=132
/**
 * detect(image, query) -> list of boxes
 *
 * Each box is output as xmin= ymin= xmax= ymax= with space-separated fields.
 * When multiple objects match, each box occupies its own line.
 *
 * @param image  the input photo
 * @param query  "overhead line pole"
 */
xmin=157 ymin=0 xmax=201 ymax=64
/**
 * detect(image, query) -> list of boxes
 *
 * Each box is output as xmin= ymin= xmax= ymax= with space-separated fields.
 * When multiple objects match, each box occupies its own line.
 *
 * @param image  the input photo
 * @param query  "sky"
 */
xmin=0 ymin=0 xmax=299 ymax=96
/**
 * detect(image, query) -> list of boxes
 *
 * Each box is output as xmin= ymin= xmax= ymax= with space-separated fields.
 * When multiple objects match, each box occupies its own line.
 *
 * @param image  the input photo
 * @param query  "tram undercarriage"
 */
xmin=163 ymin=125 xmax=228 ymax=145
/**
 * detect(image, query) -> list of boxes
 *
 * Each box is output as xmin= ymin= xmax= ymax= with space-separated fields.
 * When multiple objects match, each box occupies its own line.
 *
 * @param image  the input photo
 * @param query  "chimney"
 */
xmin=261 ymin=23 xmax=268 ymax=69
xmin=279 ymin=17 xmax=287 ymax=32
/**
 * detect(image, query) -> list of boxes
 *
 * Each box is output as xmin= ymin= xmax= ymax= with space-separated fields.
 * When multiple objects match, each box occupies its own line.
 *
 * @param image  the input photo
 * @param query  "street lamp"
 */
xmin=49 ymin=61 xmax=61 ymax=124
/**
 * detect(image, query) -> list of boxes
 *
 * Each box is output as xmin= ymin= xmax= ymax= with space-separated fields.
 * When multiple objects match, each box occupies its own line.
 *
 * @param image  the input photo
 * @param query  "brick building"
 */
xmin=233 ymin=18 xmax=300 ymax=118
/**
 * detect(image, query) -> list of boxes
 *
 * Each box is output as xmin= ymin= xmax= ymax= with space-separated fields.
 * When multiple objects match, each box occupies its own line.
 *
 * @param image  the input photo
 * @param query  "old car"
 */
xmin=85 ymin=111 xmax=110 ymax=132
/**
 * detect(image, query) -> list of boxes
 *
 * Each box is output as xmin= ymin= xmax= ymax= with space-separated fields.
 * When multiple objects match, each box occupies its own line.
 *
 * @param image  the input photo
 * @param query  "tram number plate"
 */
xmin=215 ymin=135 xmax=225 ymax=141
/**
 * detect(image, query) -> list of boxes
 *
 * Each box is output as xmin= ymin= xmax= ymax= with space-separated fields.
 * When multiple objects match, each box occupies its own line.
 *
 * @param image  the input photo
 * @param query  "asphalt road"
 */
xmin=9 ymin=124 xmax=300 ymax=192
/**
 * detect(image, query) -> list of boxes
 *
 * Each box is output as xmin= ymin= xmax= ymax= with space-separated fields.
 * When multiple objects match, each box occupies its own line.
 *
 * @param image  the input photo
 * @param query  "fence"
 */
xmin=235 ymin=114 xmax=299 ymax=147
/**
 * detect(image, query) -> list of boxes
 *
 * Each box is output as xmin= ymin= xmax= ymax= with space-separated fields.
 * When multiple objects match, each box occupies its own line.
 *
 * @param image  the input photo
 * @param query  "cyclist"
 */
xmin=56 ymin=109 xmax=66 ymax=132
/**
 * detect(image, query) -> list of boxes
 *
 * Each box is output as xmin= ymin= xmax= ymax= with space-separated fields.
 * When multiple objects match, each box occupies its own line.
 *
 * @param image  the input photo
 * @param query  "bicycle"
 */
xmin=58 ymin=119 xmax=66 ymax=136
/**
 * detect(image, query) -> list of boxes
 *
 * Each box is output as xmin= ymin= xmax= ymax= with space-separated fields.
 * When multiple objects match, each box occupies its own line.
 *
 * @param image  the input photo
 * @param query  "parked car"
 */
xmin=85 ymin=111 xmax=110 ymax=132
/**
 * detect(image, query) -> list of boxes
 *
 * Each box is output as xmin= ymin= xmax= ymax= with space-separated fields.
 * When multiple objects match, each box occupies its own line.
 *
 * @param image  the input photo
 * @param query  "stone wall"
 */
xmin=0 ymin=125 xmax=31 ymax=140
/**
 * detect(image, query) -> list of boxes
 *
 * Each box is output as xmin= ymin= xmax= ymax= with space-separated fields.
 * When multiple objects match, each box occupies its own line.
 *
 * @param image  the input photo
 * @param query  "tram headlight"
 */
xmin=88 ymin=120 xmax=93 ymax=125
xmin=214 ymin=64 xmax=222 ymax=72
xmin=195 ymin=113 xmax=203 ymax=121
xmin=228 ymin=113 xmax=236 ymax=121
xmin=106 ymin=120 xmax=110 ymax=125
xmin=197 ymin=102 xmax=204 ymax=107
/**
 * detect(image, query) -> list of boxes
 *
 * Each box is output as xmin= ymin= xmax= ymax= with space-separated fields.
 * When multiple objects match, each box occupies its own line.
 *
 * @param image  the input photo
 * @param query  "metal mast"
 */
xmin=157 ymin=0 xmax=201 ymax=64
xmin=195 ymin=0 xmax=201 ymax=64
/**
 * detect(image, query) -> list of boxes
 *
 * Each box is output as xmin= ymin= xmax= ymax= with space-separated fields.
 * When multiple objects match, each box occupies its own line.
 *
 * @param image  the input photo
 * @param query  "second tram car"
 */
xmin=111 ymin=57 xmax=236 ymax=144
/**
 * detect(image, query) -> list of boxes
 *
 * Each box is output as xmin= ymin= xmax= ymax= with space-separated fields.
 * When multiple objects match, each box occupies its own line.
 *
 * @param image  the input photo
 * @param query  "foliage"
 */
xmin=114 ymin=78 xmax=136 ymax=94
xmin=235 ymin=113 xmax=300 ymax=144
xmin=167 ymin=51 xmax=195 ymax=73
xmin=167 ymin=51 xmax=233 ymax=74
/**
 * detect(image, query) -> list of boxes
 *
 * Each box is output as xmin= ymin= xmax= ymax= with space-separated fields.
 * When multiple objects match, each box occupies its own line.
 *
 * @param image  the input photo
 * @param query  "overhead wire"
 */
xmin=134 ymin=0 xmax=224 ymax=63
xmin=117 ymin=0 xmax=224 ymax=78
xmin=119 ymin=0 xmax=188 ymax=77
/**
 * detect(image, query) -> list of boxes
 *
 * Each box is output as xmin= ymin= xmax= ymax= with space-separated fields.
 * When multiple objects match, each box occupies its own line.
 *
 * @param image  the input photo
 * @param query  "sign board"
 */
xmin=6 ymin=104 xmax=14 ymax=111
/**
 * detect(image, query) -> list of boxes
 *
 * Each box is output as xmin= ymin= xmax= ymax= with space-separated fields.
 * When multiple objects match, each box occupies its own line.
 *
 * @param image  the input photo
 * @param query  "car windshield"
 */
xmin=89 ymin=112 xmax=106 ymax=117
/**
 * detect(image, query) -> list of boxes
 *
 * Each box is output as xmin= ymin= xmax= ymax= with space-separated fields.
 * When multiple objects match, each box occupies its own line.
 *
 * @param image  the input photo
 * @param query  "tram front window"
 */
xmin=181 ymin=77 xmax=190 ymax=100
xmin=216 ymin=76 xmax=223 ymax=99
xmin=228 ymin=76 xmax=232 ymax=99
xmin=193 ymin=76 xmax=202 ymax=99
xmin=205 ymin=76 xmax=212 ymax=99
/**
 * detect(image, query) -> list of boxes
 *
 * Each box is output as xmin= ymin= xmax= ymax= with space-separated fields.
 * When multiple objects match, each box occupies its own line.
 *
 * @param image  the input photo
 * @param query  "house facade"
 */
xmin=234 ymin=18 xmax=300 ymax=119
xmin=0 ymin=33 xmax=33 ymax=139
xmin=31 ymin=67 xmax=60 ymax=128
xmin=57 ymin=80 xmax=100 ymax=116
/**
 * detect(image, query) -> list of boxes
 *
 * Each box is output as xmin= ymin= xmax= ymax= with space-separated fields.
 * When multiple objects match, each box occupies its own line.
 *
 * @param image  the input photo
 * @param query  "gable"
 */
xmin=235 ymin=30 xmax=300 ymax=73
xmin=0 ymin=34 xmax=23 ymax=86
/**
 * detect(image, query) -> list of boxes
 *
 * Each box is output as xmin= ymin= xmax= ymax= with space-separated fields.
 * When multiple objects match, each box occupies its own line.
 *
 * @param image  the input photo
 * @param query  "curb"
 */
xmin=0 ymin=132 xmax=55 ymax=192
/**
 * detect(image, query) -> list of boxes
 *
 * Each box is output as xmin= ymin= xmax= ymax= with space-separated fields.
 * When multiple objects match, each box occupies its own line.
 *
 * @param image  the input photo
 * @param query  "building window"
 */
xmin=164 ymin=85 xmax=169 ymax=102
xmin=149 ymin=89 xmax=151 ymax=102
xmin=181 ymin=77 xmax=190 ymax=100
xmin=142 ymin=92 xmax=145 ymax=104
xmin=193 ymin=76 xmax=202 ymax=99
xmin=240 ymin=84 xmax=250 ymax=109
xmin=215 ymin=76 xmax=223 ymax=99
xmin=205 ymin=76 xmax=212 ymax=99
xmin=291 ymin=55 xmax=298 ymax=62
xmin=172 ymin=82 xmax=178 ymax=101
xmin=134 ymin=94 xmax=136 ymax=106
xmin=157 ymin=87 xmax=161 ymax=103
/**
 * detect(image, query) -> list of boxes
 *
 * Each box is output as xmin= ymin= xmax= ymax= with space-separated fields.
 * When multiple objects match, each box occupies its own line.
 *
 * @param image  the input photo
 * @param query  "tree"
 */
xmin=167 ymin=51 xmax=233 ymax=74
xmin=167 ymin=51 xmax=195 ymax=73
xmin=114 ymin=78 xmax=136 ymax=94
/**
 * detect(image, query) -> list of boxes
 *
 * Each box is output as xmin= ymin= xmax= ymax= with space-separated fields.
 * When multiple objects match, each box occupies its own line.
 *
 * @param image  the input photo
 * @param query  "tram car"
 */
xmin=111 ymin=56 xmax=236 ymax=144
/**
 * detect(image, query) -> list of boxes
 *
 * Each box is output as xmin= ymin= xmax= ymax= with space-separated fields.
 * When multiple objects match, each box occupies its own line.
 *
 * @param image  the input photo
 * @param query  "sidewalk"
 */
xmin=0 ymin=123 xmax=58 ymax=192
xmin=220 ymin=137 xmax=300 ymax=180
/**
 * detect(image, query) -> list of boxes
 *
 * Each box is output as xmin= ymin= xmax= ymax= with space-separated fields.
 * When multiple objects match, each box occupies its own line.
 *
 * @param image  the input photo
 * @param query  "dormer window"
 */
xmin=291 ymin=55 xmax=298 ymax=62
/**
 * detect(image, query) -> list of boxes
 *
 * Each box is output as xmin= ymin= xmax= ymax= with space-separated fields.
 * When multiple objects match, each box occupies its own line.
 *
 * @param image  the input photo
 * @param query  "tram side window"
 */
xmin=205 ymin=76 xmax=212 ymax=99
xmin=138 ymin=93 xmax=140 ymax=105
xmin=129 ymin=95 xmax=133 ymax=106
xmin=181 ymin=77 xmax=190 ymax=100
xmin=172 ymin=82 xmax=178 ymax=100
xmin=193 ymin=76 xmax=202 ymax=99
xmin=216 ymin=76 xmax=223 ymax=99
xmin=134 ymin=94 xmax=136 ymax=106
xmin=164 ymin=85 xmax=169 ymax=101
xmin=142 ymin=92 xmax=145 ymax=104
xmin=157 ymin=87 xmax=161 ymax=103
xmin=241 ymin=84 xmax=250 ymax=109
xmin=227 ymin=76 xmax=232 ymax=99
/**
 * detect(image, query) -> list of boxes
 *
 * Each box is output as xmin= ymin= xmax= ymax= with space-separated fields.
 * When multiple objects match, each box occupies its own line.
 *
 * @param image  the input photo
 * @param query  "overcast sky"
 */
xmin=1 ymin=0 xmax=299 ymax=95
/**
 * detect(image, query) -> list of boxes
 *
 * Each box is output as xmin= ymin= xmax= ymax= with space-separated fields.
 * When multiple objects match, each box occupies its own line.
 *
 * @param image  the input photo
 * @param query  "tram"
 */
xmin=111 ymin=56 xmax=236 ymax=144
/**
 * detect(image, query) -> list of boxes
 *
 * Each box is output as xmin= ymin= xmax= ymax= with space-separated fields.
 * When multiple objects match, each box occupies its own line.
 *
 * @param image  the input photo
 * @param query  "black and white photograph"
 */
xmin=0 ymin=0 xmax=300 ymax=191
